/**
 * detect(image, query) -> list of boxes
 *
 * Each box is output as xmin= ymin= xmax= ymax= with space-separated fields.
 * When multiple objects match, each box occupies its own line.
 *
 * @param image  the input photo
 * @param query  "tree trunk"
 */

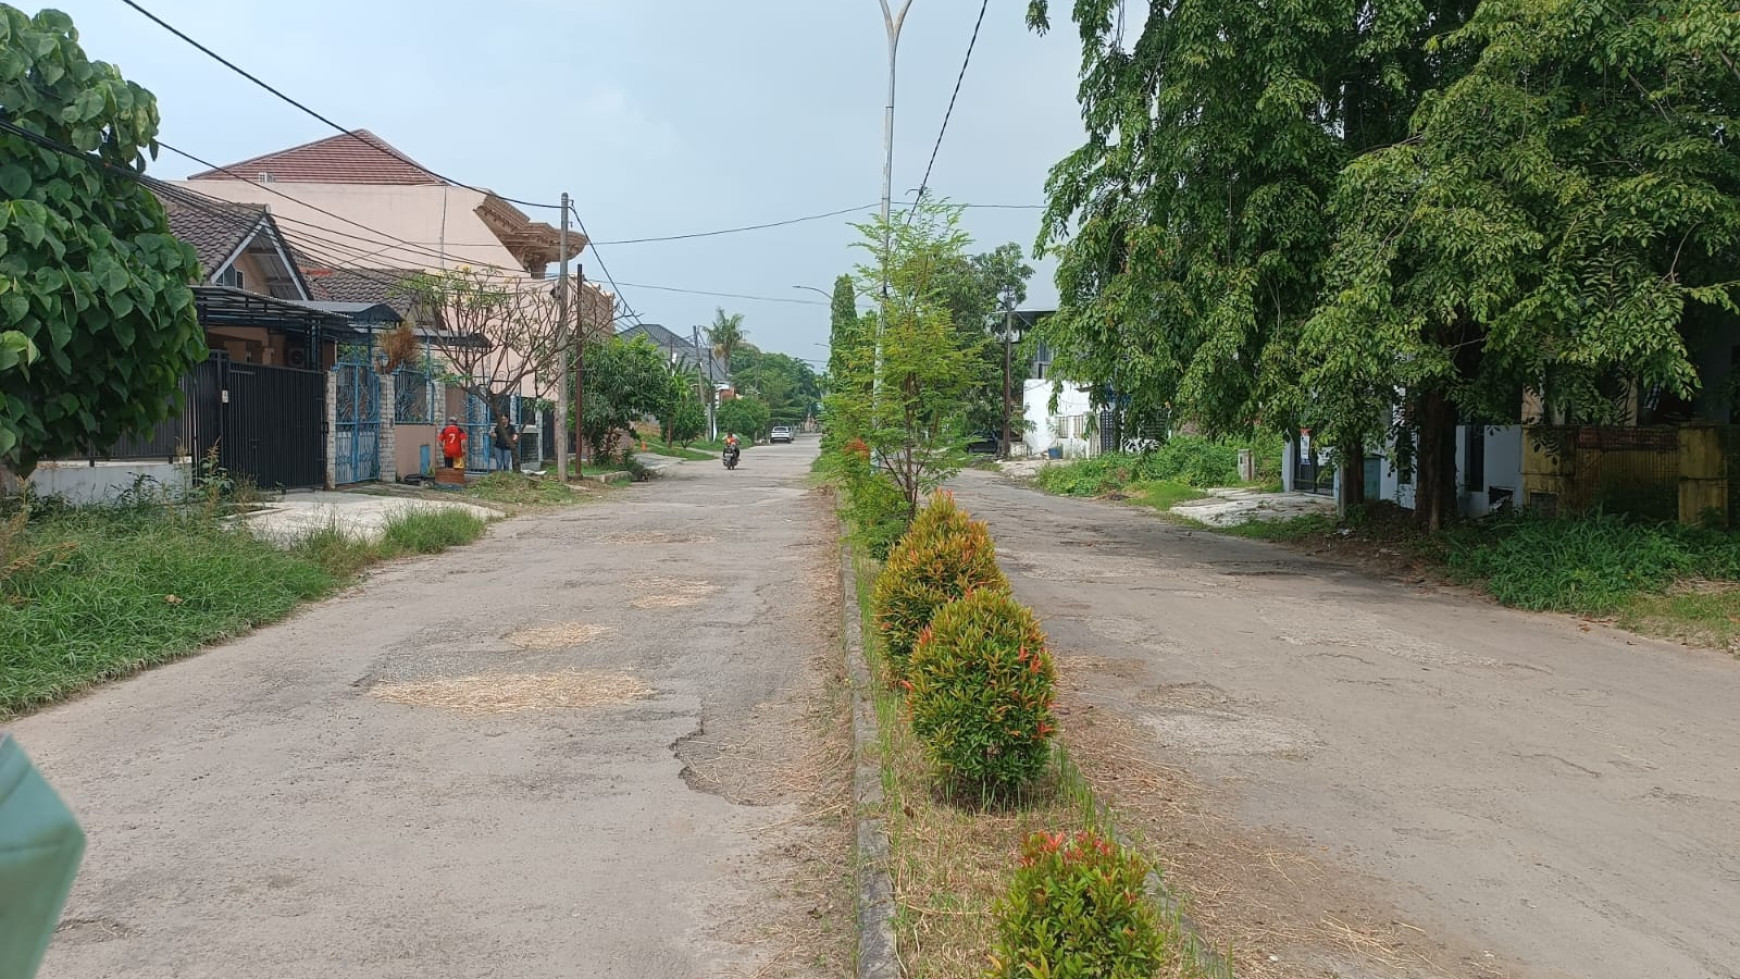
xmin=1414 ymin=390 xmax=1459 ymax=531
xmin=1339 ymin=441 xmax=1366 ymax=513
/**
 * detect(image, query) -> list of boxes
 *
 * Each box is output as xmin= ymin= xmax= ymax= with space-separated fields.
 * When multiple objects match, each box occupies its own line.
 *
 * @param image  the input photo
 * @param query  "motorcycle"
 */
xmin=723 ymin=443 xmax=741 ymax=470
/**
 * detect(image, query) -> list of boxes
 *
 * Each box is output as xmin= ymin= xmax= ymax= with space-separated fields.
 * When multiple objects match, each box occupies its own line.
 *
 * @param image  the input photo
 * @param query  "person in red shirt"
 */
xmin=438 ymin=417 xmax=467 ymax=470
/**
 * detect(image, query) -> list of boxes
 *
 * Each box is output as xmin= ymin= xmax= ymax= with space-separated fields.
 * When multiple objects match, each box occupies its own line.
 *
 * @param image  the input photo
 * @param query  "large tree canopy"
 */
xmin=1302 ymin=0 xmax=1740 ymax=524
xmin=1023 ymin=0 xmax=1740 ymax=526
xmin=1 ymin=5 xmax=203 ymax=473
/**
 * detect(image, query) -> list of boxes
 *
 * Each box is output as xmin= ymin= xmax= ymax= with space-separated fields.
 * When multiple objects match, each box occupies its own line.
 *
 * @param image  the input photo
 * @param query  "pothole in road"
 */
xmin=504 ymin=622 xmax=616 ymax=650
xmin=632 ymin=577 xmax=720 ymax=609
xmin=369 ymin=670 xmax=654 ymax=715
xmin=1140 ymin=708 xmax=1320 ymax=757
xmin=606 ymin=531 xmax=719 ymax=546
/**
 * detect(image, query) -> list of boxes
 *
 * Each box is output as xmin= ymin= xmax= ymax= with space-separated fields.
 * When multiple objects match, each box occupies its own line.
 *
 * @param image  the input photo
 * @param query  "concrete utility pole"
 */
xmin=575 ymin=264 xmax=587 ymax=466
xmin=694 ymin=325 xmax=715 ymax=440
xmin=1002 ymin=306 xmax=1015 ymax=459
xmin=554 ymin=192 xmax=570 ymax=481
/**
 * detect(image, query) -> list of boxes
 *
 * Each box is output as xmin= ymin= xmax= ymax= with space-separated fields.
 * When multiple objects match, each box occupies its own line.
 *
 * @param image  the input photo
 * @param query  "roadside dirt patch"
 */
xmin=504 ymin=623 xmax=616 ymax=650
xmin=686 ymin=490 xmax=854 ymax=977
xmin=1059 ymin=675 xmax=1509 ymax=979
xmin=370 ymin=670 xmax=653 ymax=715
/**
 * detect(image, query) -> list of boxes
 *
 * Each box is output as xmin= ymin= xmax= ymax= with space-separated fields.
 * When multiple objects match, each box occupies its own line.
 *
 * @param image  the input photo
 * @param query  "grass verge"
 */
xmin=462 ymin=471 xmax=590 ymax=510
xmin=850 ymin=545 xmax=1227 ymax=978
xmin=0 ymin=504 xmax=488 ymax=718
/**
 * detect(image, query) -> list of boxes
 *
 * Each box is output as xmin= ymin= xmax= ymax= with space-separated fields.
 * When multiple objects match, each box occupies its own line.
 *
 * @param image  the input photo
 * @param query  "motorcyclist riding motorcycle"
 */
xmin=722 ymin=433 xmax=741 ymax=470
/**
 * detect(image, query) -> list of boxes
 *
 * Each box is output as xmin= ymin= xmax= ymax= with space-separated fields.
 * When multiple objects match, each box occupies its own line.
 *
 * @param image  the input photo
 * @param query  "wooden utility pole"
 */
xmin=1001 ymin=306 xmax=1015 ymax=459
xmin=554 ymin=192 xmax=570 ymax=481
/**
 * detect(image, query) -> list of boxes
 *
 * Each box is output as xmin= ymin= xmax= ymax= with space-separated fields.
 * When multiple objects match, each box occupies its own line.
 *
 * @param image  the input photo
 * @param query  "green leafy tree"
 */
xmin=578 ymin=335 xmax=667 ymax=461
xmin=732 ymin=346 xmax=820 ymax=427
xmin=826 ymin=274 xmax=859 ymax=383
xmin=1 ymin=6 xmax=204 ymax=475
xmin=655 ymin=360 xmax=706 ymax=447
xmin=1302 ymin=0 xmax=1740 ymax=528
xmin=1026 ymin=0 xmax=1479 ymax=497
xmin=828 ymin=203 xmax=983 ymax=515
xmin=716 ymin=395 xmax=771 ymax=442
xmin=934 ymin=243 xmax=1033 ymax=442
xmin=706 ymin=308 xmax=746 ymax=381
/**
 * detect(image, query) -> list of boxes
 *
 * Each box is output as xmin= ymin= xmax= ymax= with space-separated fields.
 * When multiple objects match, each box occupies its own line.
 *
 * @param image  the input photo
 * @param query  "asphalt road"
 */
xmin=12 ymin=438 xmax=842 ymax=979
xmin=953 ymin=470 xmax=1740 ymax=979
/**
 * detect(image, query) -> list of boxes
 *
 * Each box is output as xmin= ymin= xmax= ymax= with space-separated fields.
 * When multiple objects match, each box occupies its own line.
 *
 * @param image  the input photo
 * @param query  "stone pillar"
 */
xmin=378 ymin=372 xmax=397 ymax=485
xmin=324 ymin=370 xmax=338 ymax=490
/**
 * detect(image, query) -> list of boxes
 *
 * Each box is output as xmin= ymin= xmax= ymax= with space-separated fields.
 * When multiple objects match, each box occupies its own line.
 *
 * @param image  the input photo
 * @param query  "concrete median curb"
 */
xmin=839 ymin=534 xmax=898 ymax=979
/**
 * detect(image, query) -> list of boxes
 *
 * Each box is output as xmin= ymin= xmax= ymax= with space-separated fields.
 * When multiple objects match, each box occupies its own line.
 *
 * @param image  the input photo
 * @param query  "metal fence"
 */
xmin=1523 ymin=426 xmax=1681 ymax=520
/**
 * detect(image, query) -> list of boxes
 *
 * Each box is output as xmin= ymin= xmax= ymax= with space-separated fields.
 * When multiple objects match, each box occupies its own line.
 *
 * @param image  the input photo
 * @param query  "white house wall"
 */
xmin=1022 ymin=379 xmax=1093 ymax=458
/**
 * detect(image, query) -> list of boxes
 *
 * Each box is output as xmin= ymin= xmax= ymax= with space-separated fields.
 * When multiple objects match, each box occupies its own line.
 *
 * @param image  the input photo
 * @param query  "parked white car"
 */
xmin=769 ymin=426 xmax=794 ymax=444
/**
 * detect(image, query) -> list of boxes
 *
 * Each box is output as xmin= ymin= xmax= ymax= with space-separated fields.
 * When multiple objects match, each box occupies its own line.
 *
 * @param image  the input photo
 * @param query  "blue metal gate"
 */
xmin=464 ymin=392 xmax=492 ymax=472
xmin=333 ymin=362 xmax=381 ymax=484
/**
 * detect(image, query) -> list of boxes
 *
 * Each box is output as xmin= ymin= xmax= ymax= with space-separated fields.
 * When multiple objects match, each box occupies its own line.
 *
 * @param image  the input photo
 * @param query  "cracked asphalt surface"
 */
xmin=12 ymin=438 xmax=841 ymax=979
xmin=954 ymin=469 xmax=1740 ymax=979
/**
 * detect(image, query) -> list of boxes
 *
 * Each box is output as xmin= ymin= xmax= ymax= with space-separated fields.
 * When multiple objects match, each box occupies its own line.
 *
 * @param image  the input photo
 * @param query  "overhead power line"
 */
xmin=610 ymin=282 xmax=829 ymax=307
xmin=116 ymin=0 xmax=563 ymax=210
xmin=590 ymin=204 xmax=880 ymax=245
xmin=566 ymin=202 xmax=646 ymax=327
xmin=912 ymin=0 xmax=992 ymax=205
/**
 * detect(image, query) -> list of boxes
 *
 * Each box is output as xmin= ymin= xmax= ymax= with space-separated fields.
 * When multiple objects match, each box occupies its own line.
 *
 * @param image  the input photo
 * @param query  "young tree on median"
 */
xmin=827 ymin=202 xmax=983 ymax=516
xmin=1 ymin=6 xmax=204 ymax=476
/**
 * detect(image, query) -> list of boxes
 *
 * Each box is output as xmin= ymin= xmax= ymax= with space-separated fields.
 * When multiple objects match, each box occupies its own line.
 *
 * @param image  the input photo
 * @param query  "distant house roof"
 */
xmin=156 ymin=192 xmax=309 ymax=300
xmin=619 ymin=323 xmax=725 ymax=383
xmin=187 ymin=129 xmax=443 ymax=186
xmin=300 ymin=265 xmax=420 ymax=316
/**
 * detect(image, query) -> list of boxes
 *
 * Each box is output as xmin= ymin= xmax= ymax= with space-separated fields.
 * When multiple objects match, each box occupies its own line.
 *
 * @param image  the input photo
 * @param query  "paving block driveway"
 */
xmin=954 ymin=470 xmax=1740 ymax=979
xmin=12 ymin=439 xmax=843 ymax=979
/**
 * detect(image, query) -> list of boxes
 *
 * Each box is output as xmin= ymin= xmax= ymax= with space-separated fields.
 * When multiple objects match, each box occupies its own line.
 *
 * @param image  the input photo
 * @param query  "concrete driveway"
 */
xmin=953 ymin=470 xmax=1740 ymax=979
xmin=239 ymin=491 xmax=501 ymax=544
xmin=11 ymin=438 xmax=846 ymax=979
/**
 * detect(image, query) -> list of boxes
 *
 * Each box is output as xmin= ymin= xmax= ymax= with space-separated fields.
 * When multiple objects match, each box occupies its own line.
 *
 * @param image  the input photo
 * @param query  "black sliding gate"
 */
xmin=101 ymin=355 xmax=327 ymax=491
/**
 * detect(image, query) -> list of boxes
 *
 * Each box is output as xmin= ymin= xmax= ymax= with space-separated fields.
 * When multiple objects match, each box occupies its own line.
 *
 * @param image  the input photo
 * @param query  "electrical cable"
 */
xmin=609 ymin=281 xmax=829 ymax=307
xmin=588 ymin=204 xmax=880 ymax=245
xmin=116 ymin=0 xmax=564 ymax=210
xmin=909 ymin=0 xmax=992 ymax=207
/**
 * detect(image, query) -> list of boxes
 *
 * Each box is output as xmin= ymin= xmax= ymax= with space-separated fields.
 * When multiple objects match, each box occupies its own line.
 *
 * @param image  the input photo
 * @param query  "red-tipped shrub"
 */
xmin=989 ymin=830 xmax=1167 ymax=979
xmin=907 ymin=589 xmax=1055 ymax=790
xmin=871 ymin=493 xmax=1007 ymax=678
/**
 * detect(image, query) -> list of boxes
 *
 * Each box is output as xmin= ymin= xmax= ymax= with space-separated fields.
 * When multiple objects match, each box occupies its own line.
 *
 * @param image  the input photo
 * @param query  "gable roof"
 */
xmin=188 ymin=130 xmax=443 ymax=186
xmin=156 ymin=192 xmax=310 ymax=300
xmin=619 ymin=323 xmax=725 ymax=383
xmin=158 ymin=194 xmax=271 ymax=277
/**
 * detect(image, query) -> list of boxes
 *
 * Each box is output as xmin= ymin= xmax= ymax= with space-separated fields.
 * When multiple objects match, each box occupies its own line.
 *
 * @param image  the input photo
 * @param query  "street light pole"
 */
xmin=879 ymin=0 xmax=915 ymax=234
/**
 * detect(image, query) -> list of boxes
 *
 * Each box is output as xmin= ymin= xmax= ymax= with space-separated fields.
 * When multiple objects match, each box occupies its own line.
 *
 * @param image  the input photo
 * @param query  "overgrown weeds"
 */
xmin=1035 ymin=435 xmax=1282 ymax=498
xmin=464 ymin=471 xmax=584 ymax=509
xmin=0 ymin=492 xmax=489 ymax=718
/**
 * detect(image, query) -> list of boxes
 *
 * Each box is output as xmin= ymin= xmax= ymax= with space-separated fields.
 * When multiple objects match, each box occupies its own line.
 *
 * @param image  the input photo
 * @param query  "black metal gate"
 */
xmin=217 ymin=361 xmax=327 ymax=490
xmin=1293 ymin=434 xmax=1334 ymax=496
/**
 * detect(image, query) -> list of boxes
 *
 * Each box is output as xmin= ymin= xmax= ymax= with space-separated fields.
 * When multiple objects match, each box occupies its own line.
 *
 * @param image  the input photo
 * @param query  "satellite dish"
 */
xmin=0 ymin=735 xmax=86 ymax=979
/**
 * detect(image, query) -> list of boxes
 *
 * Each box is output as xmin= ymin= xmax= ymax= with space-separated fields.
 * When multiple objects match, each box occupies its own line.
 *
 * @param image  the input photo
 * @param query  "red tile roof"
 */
xmin=187 ymin=130 xmax=444 ymax=186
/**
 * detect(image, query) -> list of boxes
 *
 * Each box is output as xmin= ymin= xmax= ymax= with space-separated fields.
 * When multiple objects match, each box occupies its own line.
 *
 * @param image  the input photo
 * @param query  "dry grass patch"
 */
xmin=504 ymin=622 xmax=616 ymax=650
xmin=370 ymin=670 xmax=652 ymax=715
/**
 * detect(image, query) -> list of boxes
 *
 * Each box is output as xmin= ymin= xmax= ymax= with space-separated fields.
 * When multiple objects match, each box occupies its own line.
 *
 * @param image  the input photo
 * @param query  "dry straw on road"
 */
xmin=632 ymin=577 xmax=720 ymax=609
xmin=370 ymin=670 xmax=653 ymax=715
xmin=505 ymin=623 xmax=616 ymax=650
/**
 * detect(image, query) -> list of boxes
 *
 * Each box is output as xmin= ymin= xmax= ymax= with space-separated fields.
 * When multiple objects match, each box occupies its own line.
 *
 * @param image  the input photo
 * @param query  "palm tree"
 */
xmin=707 ymin=308 xmax=746 ymax=382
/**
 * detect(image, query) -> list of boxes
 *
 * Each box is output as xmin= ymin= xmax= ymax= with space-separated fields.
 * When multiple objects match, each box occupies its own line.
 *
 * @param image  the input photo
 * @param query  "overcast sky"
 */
xmin=48 ymin=0 xmax=1087 ymax=363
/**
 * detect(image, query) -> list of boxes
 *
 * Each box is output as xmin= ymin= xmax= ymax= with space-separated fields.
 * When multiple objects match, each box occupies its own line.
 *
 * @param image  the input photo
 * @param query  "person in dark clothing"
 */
xmin=492 ymin=413 xmax=518 ymax=472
